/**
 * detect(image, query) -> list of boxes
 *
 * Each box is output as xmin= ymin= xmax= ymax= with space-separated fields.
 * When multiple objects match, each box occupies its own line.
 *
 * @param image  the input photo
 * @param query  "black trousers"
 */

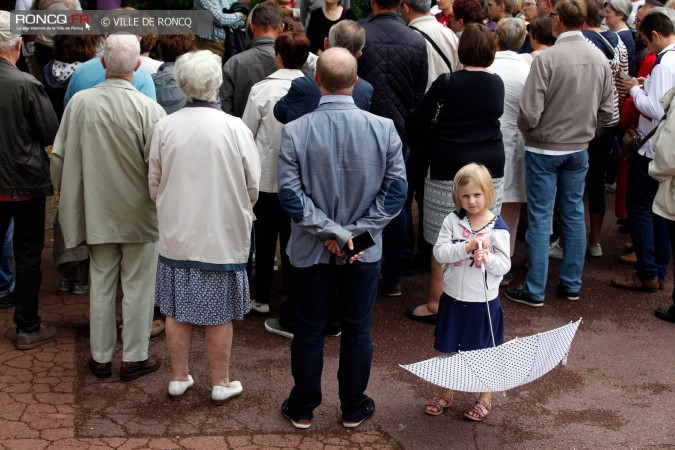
xmin=253 ymin=192 xmax=291 ymax=304
xmin=0 ymin=198 xmax=46 ymax=333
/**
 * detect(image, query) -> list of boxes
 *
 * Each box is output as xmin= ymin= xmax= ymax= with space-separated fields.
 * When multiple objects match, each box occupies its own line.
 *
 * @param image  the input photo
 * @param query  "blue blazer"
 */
xmin=277 ymin=99 xmax=407 ymax=267
xmin=273 ymin=73 xmax=374 ymax=124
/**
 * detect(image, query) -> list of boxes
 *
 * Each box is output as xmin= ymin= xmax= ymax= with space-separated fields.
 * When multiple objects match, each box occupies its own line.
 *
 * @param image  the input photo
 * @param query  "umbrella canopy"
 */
xmin=400 ymin=319 xmax=581 ymax=392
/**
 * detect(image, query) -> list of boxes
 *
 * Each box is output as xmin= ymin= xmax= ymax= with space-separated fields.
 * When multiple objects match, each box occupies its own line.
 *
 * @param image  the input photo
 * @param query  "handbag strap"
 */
xmin=410 ymin=25 xmax=454 ymax=74
xmin=431 ymin=73 xmax=452 ymax=126
xmin=636 ymin=120 xmax=661 ymax=150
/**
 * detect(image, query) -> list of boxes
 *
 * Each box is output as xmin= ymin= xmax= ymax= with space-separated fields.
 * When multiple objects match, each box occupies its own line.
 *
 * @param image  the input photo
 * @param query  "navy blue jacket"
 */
xmin=273 ymin=73 xmax=374 ymax=124
xmin=357 ymin=12 xmax=428 ymax=143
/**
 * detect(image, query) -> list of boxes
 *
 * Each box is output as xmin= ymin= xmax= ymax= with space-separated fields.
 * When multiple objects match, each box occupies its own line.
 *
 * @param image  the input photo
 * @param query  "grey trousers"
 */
xmin=88 ymin=242 xmax=158 ymax=363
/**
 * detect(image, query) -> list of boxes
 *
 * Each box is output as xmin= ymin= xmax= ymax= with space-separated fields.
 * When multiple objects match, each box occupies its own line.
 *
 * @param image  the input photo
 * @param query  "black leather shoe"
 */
xmin=88 ymin=358 xmax=112 ymax=378
xmin=343 ymin=397 xmax=375 ymax=428
xmin=406 ymin=306 xmax=438 ymax=325
xmin=654 ymin=306 xmax=675 ymax=323
xmin=120 ymin=355 xmax=161 ymax=381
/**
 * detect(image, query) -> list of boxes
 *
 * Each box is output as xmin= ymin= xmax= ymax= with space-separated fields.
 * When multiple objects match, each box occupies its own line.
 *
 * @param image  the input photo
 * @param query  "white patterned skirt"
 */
xmin=423 ymin=176 xmax=504 ymax=245
xmin=155 ymin=259 xmax=250 ymax=326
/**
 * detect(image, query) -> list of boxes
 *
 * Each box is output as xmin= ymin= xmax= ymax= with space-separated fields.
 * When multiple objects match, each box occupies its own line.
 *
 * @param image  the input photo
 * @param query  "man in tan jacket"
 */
xmin=51 ymin=34 xmax=166 ymax=381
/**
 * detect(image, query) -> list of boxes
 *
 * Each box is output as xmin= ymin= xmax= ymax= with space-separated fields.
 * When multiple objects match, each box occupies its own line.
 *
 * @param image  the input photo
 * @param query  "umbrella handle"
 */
xmin=478 ymin=240 xmax=486 ymax=275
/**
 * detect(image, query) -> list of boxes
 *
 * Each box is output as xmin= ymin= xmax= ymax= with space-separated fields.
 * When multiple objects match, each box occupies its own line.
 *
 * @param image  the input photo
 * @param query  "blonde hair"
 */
xmin=452 ymin=163 xmax=495 ymax=212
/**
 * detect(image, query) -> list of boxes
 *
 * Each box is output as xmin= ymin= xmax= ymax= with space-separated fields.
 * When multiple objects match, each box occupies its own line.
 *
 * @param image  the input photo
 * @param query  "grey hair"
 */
xmin=495 ymin=17 xmax=527 ymax=51
xmin=175 ymin=50 xmax=223 ymax=102
xmin=648 ymin=6 xmax=675 ymax=25
xmin=405 ymin=0 xmax=432 ymax=13
xmin=328 ymin=20 xmax=366 ymax=56
xmin=0 ymin=11 xmax=20 ymax=53
xmin=604 ymin=0 xmax=632 ymax=20
xmin=103 ymin=34 xmax=140 ymax=77
xmin=497 ymin=0 xmax=519 ymax=14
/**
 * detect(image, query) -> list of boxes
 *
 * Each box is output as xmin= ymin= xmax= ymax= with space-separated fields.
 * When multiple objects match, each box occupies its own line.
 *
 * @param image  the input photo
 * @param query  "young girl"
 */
xmin=424 ymin=163 xmax=511 ymax=421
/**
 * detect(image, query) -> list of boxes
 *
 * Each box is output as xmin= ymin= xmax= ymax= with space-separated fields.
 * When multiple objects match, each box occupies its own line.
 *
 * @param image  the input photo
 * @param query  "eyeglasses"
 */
xmin=549 ymin=12 xmax=558 ymax=17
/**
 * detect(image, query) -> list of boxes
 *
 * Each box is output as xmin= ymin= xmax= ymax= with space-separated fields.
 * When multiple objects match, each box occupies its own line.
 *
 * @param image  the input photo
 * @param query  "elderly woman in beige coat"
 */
xmin=648 ymin=87 xmax=675 ymax=323
xmin=148 ymin=50 xmax=260 ymax=405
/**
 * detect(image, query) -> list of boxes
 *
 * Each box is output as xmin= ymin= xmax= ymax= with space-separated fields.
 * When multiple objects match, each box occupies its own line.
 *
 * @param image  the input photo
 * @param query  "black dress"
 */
xmin=305 ymin=7 xmax=357 ymax=55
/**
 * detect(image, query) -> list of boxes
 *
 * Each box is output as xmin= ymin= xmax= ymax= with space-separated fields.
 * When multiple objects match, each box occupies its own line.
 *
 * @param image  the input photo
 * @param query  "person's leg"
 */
xmin=88 ymin=243 xmax=122 ymax=363
xmin=119 ymin=241 xmax=158 ymax=362
xmin=381 ymin=209 xmax=406 ymax=293
xmin=669 ymin=219 xmax=675 ymax=304
xmin=205 ymin=321 xmax=235 ymax=386
xmin=653 ymin=212 xmax=671 ymax=283
xmin=336 ymin=260 xmax=380 ymax=421
xmin=522 ymin=152 xmax=558 ymax=300
xmin=166 ymin=316 xmax=192 ymax=381
xmin=278 ymin=200 xmax=292 ymax=297
xmin=11 ymin=198 xmax=46 ymax=333
xmin=626 ymin=155 xmax=659 ymax=280
xmin=253 ymin=193 xmax=279 ymax=306
xmin=285 ymin=263 xmax=334 ymax=420
xmin=586 ymin=126 xmax=617 ymax=246
xmin=500 ymin=202 xmax=522 ymax=257
xmin=557 ymin=151 xmax=589 ymax=293
xmin=0 ymin=218 xmax=14 ymax=298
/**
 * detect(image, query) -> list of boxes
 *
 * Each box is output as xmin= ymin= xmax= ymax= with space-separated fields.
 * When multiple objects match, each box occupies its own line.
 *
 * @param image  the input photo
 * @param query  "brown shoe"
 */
xmin=16 ymin=324 xmax=56 ymax=350
xmin=611 ymin=272 xmax=658 ymax=292
xmin=88 ymin=358 xmax=112 ymax=378
xmin=619 ymin=252 xmax=637 ymax=264
xmin=120 ymin=355 xmax=161 ymax=381
xmin=150 ymin=319 xmax=165 ymax=338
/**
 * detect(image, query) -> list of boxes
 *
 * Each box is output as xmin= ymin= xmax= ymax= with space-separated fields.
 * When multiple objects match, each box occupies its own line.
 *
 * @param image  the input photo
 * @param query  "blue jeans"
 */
xmin=286 ymin=259 xmax=380 ymax=421
xmin=381 ymin=209 xmax=406 ymax=289
xmin=524 ymin=151 xmax=589 ymax=299
xmin=626 ymin=154 xmax=670 ymax=280
xmin=0 ymin=219 xmax=14 ymax=297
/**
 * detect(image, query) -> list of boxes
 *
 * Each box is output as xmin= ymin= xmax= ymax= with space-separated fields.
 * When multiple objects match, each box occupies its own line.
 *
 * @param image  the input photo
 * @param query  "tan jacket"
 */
xmin=51 ymin=79 xmax=166 ymax=248
xmin=408 ymin=15 xmax=461 ymax=91
xmin=649 ymin=87 xmax=675 ymax=221
xmin=518 ymin=33 xmax=615 ymax=151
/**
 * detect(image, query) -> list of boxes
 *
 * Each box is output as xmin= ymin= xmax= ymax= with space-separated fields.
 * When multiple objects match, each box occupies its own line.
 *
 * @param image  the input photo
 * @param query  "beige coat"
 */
xmin=649 ymin=87 xmax=675 ymax=221
xmin=51 ymin=79 xmax=166 ymax=248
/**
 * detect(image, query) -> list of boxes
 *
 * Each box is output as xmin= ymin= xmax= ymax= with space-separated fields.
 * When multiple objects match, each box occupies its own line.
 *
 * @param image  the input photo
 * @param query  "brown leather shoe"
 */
xmin=611 ymin=272 xmax=658 ymax=292
xmin=120 ymin=355 xmax=161 ymax=381
xmin=619 ymin=252 xmax=637 ymax=264
xmin=88 ymin=358 xmax=112 ymax=378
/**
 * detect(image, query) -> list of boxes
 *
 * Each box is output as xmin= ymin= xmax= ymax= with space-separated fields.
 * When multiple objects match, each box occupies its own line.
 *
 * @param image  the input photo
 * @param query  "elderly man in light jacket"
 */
xmin=51 ymin=34 xmax=166 ymax=382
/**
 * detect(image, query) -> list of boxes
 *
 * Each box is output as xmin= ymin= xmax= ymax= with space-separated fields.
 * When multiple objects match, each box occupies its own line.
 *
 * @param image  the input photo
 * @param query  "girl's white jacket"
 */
xmin=433 ymin=210 xmax=511 ymax=302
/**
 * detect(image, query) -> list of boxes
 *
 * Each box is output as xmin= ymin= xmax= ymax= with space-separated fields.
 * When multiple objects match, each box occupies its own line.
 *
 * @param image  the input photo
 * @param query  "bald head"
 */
xmin=315 ymin=47 xmax=357 ymax=95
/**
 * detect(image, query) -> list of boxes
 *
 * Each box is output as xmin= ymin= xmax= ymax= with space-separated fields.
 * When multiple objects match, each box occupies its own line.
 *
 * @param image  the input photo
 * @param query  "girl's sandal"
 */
xmin=424 ymin=394 xmax=454 ymax=416
xmin=463 ymin=400 xmax=492 ymax=421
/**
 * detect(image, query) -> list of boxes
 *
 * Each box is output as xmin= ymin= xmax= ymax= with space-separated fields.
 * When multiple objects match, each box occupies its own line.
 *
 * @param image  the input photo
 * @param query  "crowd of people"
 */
xmin=1 ymin=0 xmax=675 ymax=429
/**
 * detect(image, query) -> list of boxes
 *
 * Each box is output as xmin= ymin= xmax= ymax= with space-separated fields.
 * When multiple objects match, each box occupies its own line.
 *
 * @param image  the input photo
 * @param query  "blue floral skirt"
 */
xmin=154 ymin=259 xmax=250 ymax=326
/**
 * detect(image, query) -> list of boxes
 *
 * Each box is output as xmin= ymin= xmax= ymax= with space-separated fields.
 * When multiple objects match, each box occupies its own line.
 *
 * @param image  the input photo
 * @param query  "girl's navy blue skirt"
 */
xmin=434 ymin=292 xmax=504 ymax=353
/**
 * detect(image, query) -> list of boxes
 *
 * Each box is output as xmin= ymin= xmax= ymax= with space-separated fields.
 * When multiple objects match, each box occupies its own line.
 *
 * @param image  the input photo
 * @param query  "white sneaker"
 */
xmin=587 ymin=244 xmax=602 ymax=257
xmin=549 ymin=240 xmax=563 ymax=259
xmin=212 ymin=380 xmax=243 ymax=406
xmin=168 ymin=374 xmax=194 ymax=401
xmin=265 ymin=318 xmax=293 ymax=338
xmin=250 ymin=300 xmax=269 ymax=314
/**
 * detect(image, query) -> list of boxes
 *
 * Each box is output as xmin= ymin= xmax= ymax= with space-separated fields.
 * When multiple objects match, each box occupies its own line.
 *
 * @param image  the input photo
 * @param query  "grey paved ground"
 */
xmin=1 ymin=199 xmax=675 ymax=449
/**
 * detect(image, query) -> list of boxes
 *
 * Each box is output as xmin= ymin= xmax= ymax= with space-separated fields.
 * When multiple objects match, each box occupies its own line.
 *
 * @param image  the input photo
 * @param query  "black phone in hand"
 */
xmin=342 ymin=231 xmax=376 ymax=259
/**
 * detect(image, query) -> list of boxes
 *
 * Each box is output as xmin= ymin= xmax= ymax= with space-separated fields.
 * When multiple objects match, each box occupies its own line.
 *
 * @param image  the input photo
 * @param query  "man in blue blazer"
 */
xmin=277 ymin=48 xmax=407 ymax=430
xmin=273 ymin=20 xmax=373 ymax=124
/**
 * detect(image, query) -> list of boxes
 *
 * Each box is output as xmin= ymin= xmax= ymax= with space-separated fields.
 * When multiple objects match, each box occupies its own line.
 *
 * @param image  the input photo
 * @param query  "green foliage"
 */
xmin=350 ymin=0 xmax=368 ymax=20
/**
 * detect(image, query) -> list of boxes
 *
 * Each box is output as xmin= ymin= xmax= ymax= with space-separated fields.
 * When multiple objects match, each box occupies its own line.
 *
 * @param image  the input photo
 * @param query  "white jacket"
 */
xmin=649 ymin=87 xmax=675 ymax=221
xmin=148 ymin=104 xmax=260 ymax=270
xmin=433 ymin=210 xmax=511 ymax=302
xmin=241 ymin=69 xmax=305 ymax=193
xmin=408 ymin=15 xmax=462 ymax=91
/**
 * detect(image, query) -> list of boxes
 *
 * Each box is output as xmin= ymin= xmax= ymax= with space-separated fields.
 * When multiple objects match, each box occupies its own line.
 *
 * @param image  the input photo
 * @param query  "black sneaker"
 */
xmin=0 ymin=292 xmax=15 ymax=310
xmin=504 ymin=286 xmax=544 ymax=308
xmin=265 ymin=318 xmax=293 ymax=339
xmin=557 ymin=284 xmax=580 ymax=301
xmin=384 ymin=283 xmax=402 ymax=297
xmin=343 ymin=397 xmax=375 ymax=428
xmin=281 ymin=400 xmax=312 ymax=429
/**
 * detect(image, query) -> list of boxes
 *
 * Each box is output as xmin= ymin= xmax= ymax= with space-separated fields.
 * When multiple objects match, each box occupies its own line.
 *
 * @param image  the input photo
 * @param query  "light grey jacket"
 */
xmin=518 ymin=33 xmax=614 ymax=151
